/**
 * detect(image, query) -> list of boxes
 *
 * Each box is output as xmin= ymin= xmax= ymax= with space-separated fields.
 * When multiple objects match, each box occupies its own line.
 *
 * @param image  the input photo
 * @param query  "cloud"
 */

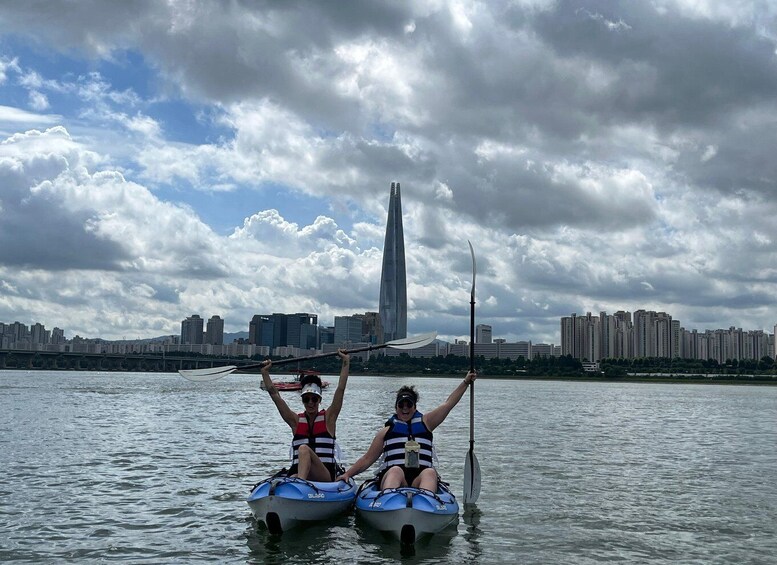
xmin=0 ymin=127 xmax=227 ymax=275
xmin=0 ymin=56 xmax=20 ymax=83
xmin=27 ymin=90 xmax=49 ymax=111
xmin=0 ymin=105 xmax=59 ymax=127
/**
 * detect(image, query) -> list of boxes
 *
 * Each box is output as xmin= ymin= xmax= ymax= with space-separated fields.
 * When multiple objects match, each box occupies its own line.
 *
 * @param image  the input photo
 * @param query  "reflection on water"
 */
xmin=244 ymin=514 xmax=357 ymax=565
xmin=463 ymin=505 xmax=484 ymax=561
xmin=2 ymin=371 xmax=776 ymax=564
xmin=244 ymin=510 xmax=463 ymax=564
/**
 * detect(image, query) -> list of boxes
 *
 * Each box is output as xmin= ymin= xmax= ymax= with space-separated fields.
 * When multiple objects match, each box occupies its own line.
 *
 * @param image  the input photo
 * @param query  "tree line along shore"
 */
xmin=3 ymin=350 xmax=776 ymax=385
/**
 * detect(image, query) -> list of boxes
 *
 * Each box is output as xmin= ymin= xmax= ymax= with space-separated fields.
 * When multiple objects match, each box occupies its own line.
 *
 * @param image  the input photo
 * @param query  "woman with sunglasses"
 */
xmin=337 ymin=369 xmax=477 ymax=490
xmin=260 ymin=349 xmax=350 ymax=482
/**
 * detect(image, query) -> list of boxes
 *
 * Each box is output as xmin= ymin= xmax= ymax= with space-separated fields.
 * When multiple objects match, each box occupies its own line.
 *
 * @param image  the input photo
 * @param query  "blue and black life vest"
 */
xmin=376 ymin=410 xmax=434 ymax=474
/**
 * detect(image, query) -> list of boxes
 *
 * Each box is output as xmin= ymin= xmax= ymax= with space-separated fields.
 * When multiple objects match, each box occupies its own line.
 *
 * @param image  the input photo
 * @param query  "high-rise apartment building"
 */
xmin=289 ymin=313 xmax=319 ymax=350
xmin=249 ymin=313 xmax=318 ymax=349
xmin=249 ymin=315 xmax=273 ymax=347
xmin=181 ymin=315 xmax=204 ymax=345
xmin=378 ymin=182 xmax=407 ymax=342
xmin=205 ymin=315 xmax=224 ymax=345
xmin=30 ymin=323 xmax=49 ymax=345
xmin=476 ymin=324 xmax=492 ymax=344
xmin=334 ymin=315 xmax=364 ymax=345
xmin=51 ymin=327 xmax=65 ymax=344
xmin=361 ymin=311 xmax=382 ymax=344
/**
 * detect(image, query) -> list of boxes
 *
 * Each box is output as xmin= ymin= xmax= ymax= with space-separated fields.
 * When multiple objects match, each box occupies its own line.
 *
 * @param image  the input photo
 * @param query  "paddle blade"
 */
xmin=386 ymin=331 xmax=437 ymax=350
xmin=178 ymin=365 xmax=238 ymax=382
xmin=463 ymin=450 xmax=481 ymax=504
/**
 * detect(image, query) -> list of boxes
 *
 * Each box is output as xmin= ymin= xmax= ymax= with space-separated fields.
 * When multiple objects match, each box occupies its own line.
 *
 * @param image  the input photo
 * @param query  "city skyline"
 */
xmin=3 ymin=3 xmax=777 ymax=345
xmin=5 ymin=304 xmax=776 ymax=356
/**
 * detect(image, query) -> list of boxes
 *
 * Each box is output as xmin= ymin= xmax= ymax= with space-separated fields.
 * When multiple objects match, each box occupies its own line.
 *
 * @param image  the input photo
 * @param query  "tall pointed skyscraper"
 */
xmin=379 ymin=182 xmax=407 ymax=342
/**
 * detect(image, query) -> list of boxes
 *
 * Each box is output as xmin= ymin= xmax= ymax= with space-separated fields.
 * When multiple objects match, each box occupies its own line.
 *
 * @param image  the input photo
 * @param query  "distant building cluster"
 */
xmin=562 ymin=311 xmax=776 ymax=363
xmin=8 ymin=309 xmax=775 ymax=364
xmin=1 ymin=321 xmax=65 ymax=350
xmin=180 ymin=314 xmax=224 ymax=346
xmin=0 ymin=315 xmax=561 ymax=362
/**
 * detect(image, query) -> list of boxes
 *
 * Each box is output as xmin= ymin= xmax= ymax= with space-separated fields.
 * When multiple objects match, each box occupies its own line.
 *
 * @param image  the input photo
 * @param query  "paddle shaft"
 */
xmin=468 ymin=240 xmax=476 ymax=452
xmin=226 ymin=341 xmax=394 ymax=372
xmin=464 ymin=240 xmax=480 ymax=503
xmin=469 ymin=294 xmax=475 ymax=452
xmin=469 ymin=278 xmax=475 ymax=451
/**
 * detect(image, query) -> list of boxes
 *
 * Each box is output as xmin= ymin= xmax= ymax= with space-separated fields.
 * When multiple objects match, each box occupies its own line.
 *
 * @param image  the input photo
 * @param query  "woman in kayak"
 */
xmin=260 ymin=350 xmax=350 ymax=482
xmin=337 ymin=370 xmax=476 ymax=491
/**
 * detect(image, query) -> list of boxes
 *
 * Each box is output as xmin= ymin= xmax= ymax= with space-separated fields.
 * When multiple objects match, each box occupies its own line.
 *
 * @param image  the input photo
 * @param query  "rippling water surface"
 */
xmin=1 ymin=371 xmax=776 ymax=563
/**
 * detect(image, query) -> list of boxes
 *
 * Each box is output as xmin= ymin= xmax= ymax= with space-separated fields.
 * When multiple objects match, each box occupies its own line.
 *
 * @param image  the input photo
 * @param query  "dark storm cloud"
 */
xmin=531 ymin=1 xmax=777 ymax=127
xmin=0 ymin=154 xmax=130 ymax=270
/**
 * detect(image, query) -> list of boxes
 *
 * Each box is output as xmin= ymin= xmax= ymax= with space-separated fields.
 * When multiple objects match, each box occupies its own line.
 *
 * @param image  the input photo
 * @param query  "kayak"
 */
xmin=354 ymin=479 xmax=459 ymax=544
xmin=247 ymin=474 xmax=357 ymax=535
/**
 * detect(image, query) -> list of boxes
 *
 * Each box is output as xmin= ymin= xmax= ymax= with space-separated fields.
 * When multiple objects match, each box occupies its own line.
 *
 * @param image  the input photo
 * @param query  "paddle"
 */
xmin=178 ymin=331 xmax=438 ymax=381
xmin=463 ymin=240 xmax=481 ymax=504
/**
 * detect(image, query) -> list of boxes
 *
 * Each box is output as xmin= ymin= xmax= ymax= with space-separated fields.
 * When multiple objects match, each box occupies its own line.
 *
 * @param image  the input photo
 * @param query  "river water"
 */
xmin=1 ymin=370 xmax=775 ymax=564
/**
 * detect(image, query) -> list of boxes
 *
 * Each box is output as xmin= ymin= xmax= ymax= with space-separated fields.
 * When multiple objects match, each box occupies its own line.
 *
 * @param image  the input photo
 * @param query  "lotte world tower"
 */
xmin=378 ymin=182 xmax=407 ymax=342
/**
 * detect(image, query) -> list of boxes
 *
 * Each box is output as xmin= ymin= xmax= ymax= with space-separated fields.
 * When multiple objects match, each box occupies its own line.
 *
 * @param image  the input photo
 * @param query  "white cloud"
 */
xmin=0 ymin=56 xmax=20 ymax=83
xmin=28 ymin=90 xmax=49 ymax=111
xmin=0 ymin=105 xmax=59 ymax=126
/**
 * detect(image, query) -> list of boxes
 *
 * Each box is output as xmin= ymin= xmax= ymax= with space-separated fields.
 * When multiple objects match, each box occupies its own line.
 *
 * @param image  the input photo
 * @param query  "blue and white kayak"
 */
xmin=354 ymin=479 xmax=459 ymax=544
xmin=247 ymin=475 xmax=357 ymax=535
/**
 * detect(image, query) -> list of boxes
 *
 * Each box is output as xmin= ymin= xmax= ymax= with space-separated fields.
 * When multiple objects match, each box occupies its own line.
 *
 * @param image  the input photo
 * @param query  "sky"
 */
xmin=2 ymin=0 xmax=777 ymax=345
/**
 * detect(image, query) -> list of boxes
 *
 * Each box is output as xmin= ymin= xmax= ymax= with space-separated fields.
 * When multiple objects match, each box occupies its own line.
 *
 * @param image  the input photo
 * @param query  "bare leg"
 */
xmin=411 ymin=468 xmax=438 ymax=492
xmin=294 ymin=445 xmax=333 ymax=481
xmin=380 ymin=466 xmax=407 ymax=489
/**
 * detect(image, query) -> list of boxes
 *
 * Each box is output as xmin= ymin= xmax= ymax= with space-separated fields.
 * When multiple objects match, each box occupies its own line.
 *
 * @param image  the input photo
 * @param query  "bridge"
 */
xmin=0 ymin=350 xmax=261 ymax=373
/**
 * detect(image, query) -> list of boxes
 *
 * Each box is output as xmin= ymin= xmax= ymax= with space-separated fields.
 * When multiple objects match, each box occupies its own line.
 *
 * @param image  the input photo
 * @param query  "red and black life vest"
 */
xmin=289 ymin=409 xmax=339 ymax=477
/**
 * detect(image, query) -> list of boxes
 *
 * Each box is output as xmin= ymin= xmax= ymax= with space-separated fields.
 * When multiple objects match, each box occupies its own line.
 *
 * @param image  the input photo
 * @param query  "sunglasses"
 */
xmin=302 ymin=394 xmax=320 ymax=404
xmin=396 ymin=399 xmax=414 ymax=409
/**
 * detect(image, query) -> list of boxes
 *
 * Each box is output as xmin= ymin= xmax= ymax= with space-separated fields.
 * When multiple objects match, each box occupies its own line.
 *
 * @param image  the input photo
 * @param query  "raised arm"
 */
xmin=325 ymin=349 xmax=350 ymax=433
xmin=261 ymin=360 xmax=298 ymax=430
xmin=423 ymin=370 xmax=477 ymax=431
xmin=336 ymin=427 xmax=388 ymax=482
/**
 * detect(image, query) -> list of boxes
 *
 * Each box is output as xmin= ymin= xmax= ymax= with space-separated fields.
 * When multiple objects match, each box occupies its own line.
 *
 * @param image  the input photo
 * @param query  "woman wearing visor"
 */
xmin=337 ymin=370 xmax=477 ymax=491
xmin=260 ymin=350 xmax=350 ymax=482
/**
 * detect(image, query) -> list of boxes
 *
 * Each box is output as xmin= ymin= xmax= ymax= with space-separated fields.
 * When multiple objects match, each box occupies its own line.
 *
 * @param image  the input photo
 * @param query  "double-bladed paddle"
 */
xmin=463 ymin=240 xmax=482 ymax=505
xmin=178 ymin=331 xmax=438 ymax=382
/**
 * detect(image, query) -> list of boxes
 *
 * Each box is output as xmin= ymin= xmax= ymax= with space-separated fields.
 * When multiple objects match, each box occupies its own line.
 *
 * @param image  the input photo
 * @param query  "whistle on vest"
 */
xmin=404 ymin=439 xmax=421 ymax=468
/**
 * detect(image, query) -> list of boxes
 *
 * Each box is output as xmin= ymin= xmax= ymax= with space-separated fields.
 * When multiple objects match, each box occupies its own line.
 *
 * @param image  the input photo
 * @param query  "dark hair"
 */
xmin=300 ymin=373 xmax=323 ymax=388
xmin=395 ymin=385 xmax=419 ymax=405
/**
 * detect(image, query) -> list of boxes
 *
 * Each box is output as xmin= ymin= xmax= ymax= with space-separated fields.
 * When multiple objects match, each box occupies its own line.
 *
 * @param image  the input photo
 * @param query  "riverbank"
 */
xmin=344 ymin=372 xmax=777 ymax=386
xmin=3 ymin=367 xmax=776 ymax=385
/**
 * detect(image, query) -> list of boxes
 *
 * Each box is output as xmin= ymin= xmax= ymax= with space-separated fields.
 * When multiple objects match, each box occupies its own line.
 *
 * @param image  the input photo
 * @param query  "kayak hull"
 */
xmin=355 ymin=480 xmax=459 ymax=544
xmin=247 ymin=475 xmax=357 ymax=534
